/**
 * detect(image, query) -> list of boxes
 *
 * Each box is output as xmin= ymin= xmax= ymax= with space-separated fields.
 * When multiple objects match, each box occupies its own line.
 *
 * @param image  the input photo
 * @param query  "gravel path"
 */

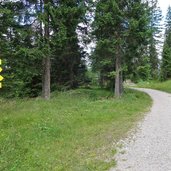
xmin=110 ymin=88 xmax=171 ymax=171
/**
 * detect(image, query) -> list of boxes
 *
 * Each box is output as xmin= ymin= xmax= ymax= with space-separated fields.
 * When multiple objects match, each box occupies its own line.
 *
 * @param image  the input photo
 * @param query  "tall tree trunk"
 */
xmin=115 ymin=55 xmax=121 ymax=97
xmin=42 ymin=57 xmax=50 ymax=99
xmin=119 ymin=70 xmax=123 ymax=95
xmin=69 ymin=62 xmax=74 ymax=88
xmin=115 ymin=44 xmax=123 ymax=97
xmin=42 ymin=0 xmax=51 ymax=99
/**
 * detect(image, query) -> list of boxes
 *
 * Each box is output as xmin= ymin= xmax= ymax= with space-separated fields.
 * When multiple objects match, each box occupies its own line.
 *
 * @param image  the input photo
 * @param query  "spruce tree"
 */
xmin=92 ymin=0 xmax=128 ymax=97
xmin=0 ymin=0 xmax=88 ymax=98
xmin=161 ymin=6 xmax=171 ymax=80
xmin=149 ymin=0 xmax=162 ymax=79
xmin=92 ymin=0 xmax=151 ymax=95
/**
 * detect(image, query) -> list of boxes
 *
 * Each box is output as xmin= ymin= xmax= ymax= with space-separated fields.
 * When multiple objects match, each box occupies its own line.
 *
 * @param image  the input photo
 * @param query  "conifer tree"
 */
xmin=161 ymin=6 xmax=171 ymax=80
xmin=149 ymin=0 xmax=162 ymax=79
xmin=92 ymin=0 xmax=151 ymax=95
xmin=124 ymin=0 xmax=152 ymax=82
xmin=0 ymin=0 xmax=88 ymax=98
xmin=92 ymin=0 xmax=129 ymax=97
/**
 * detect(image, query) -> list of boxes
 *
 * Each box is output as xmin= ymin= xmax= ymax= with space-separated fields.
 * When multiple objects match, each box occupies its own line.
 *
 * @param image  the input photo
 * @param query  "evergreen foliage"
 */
xmin=92 ymin=0 xmax=153 ymax=95
xmin=148 ymin=0 xmax=162 ymax=79
xmin=0 ymin=0 xmax=163 ymax=98
xmin=0 ymin=0 xmax=88 ymax=98
xmin=161 ymin=6 xmax=171 ymax=80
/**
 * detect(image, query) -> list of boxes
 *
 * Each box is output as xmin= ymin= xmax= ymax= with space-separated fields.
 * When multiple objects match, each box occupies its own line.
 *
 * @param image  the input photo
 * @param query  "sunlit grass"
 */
xmin=0 ymin=88 xmax=151 ymax=171
xmin=137 ymin=80 xmax=171 ymax=93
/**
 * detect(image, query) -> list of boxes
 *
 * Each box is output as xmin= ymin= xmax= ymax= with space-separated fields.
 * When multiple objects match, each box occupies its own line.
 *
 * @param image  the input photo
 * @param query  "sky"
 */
xmin=158 ymin=0 xmax=171 ymax=17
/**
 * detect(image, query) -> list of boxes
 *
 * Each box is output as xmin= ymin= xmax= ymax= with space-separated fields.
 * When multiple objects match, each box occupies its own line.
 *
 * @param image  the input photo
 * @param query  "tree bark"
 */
xmin=119 ymin=70 xmax=123 ymax=95
xmin=42 ymin=0 xmax=51 ymax=100
xmin=115 ymin=55 xmax=120 ymax=97
xmin=115 ymin=44 xmax=123 ymax=97
xmin=42 ymin=57 xmax=51 ymax=99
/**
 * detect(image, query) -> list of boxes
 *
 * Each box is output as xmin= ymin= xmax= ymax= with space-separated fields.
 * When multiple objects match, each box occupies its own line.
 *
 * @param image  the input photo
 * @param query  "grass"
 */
xmin=0 ymin=88 xmax=152 ymax=171
xmin=137 ymin=80 xmax=171 ymax=93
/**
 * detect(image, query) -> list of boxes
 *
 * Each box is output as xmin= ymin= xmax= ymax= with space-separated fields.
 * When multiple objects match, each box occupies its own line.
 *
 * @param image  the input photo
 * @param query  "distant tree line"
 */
xmin=161 ymin=6 xmax=171 ymax=80
xmin=0 ymin=0 xmax=89 ymax=99
xmin=91 ymin=0 xmax=162 ymax=97
xmin=0 ymin=0 xmax=168 ymax=99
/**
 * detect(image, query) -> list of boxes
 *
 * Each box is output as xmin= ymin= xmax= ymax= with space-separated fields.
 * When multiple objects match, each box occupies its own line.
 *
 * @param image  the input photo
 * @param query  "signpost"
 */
xmin=0 ymin=75 xmax=3 ymax=81
xmin=0 ymin=59 xmax=3 ymax=88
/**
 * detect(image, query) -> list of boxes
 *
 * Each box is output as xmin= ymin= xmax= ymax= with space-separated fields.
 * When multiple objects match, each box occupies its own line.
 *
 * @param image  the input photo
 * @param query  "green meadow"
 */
xmin=0 ymin=88 xmax=151 ymax=171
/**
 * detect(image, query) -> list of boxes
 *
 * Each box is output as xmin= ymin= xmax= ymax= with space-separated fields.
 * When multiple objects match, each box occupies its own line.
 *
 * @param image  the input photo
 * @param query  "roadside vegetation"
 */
xmin=137 ymin=80 xmax=171 ymax=93
xmin=0 ymin=0 xmax=169 ymax=170
xmin=0 ymin=88 xmax=151 ymax=171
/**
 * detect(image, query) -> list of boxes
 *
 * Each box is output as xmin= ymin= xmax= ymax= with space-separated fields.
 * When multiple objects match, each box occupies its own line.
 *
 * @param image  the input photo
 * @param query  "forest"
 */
xmin=1 ymin=0 xmax=171 ymax=170
xmin=0 ymin=0 xmax=170 ymax=99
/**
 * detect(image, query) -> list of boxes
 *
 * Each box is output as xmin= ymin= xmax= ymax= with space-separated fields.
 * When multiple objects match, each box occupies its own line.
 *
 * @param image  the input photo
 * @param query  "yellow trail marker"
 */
xmin=0 ymin=75 xmax=4 ymax=81
xmin=0 ymin=60 xmax=3 ymax=88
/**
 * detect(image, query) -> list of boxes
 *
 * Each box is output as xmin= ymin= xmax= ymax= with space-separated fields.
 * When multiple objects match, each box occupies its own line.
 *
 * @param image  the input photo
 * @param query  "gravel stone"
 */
xmin=110 ymin=88 xmax=171 ymax=171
